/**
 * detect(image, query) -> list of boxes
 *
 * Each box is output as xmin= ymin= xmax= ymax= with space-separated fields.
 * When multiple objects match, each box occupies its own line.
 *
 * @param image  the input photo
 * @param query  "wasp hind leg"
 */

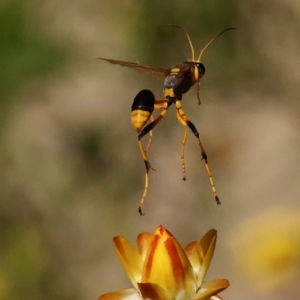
xmin=145 ymin=115 xmax=154 ymax=153
xmin=137 ymin=106 xmax=170 ymax=215
xmin=175 ymin=100 xmax=220 ymax=204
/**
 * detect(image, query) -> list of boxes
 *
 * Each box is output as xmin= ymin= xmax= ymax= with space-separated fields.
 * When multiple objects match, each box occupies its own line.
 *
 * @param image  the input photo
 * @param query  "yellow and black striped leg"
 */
xmin=138 ymin=139 xmax=153 ymax=216
xmin=145 ymin=115 xmax=154 ymax=153
xmin=176 ymin=100 xmax=220 ymax=204
xmin=137 ymin=105 xmax=170 ymax=215
xmin=181 ymin=126 xmax=188 ymax=181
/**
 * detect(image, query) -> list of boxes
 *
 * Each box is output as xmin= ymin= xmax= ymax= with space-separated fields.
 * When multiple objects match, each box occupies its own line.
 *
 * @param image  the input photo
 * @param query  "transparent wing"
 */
xmin=98 ymin=58 xmax=169 ymax=77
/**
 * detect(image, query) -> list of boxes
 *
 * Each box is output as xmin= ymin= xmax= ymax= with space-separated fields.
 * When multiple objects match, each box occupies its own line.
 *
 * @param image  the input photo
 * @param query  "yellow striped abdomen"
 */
xmin=131 ymin=90 xmax=155 ymax=132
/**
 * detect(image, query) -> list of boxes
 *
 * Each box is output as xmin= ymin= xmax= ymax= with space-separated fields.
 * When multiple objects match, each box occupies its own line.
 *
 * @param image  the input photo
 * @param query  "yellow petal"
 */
xmin=185 ymin=241 xmax=201 ymax=275
xmin=185 ymin=230 xmax=217 ymax=287
xmin=142 ymin=225 xmax=196 ymax=299
xmin=137 ymin=232 xmax=154 ymax=261
xmin=138 ymin=282 xmax=171 ymax=300
xmin=198 ymin=230 xmax=217 ymax=286
xmin=99 ymin=288 xmax=141 ymax=300
xmin=192 ymin=279 xmax=230 ymax=300
xmin=113 ymin=236 xmax=143 ymax=289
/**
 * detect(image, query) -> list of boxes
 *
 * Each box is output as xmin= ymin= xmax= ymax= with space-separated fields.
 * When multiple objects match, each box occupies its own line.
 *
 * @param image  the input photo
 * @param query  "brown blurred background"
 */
xmin=1 ymin=1 xmax=300 ymax=300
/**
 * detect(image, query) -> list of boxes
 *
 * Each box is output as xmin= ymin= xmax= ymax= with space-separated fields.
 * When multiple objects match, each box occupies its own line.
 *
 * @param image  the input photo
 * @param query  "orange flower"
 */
xmin=99 ymin=225 xmax=229 ymax=300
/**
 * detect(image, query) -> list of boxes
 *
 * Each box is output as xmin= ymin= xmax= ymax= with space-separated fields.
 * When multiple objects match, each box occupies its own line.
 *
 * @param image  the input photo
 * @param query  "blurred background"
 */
xmin=1 ymin=0 xmax=300 ymax=299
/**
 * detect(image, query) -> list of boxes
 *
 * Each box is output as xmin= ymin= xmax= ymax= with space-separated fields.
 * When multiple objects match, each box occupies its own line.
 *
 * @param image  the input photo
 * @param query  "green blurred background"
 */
xmin=1 ymin=1 xmax=300 ymax=299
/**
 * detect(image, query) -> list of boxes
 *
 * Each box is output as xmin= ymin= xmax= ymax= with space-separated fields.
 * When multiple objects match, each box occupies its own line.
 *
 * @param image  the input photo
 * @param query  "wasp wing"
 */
xmin=98 ymin=58 xmax=169 ymax=77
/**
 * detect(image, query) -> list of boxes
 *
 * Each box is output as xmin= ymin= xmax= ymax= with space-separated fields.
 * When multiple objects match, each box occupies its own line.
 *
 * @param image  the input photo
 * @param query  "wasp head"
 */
xmin=187 ymin=62 xmax=205 ymax=83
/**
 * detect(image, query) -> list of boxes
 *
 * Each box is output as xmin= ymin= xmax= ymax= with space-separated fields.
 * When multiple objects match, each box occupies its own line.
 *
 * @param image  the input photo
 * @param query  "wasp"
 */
xmin=98 ymin=25 xmax=235 ymax=215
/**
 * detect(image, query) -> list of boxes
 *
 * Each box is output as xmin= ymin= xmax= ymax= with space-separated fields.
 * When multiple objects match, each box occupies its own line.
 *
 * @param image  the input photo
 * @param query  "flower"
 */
xmin=99 ymin=225 xmax=229 ymax=300
xmin=232 ymin=208 xmax=300 ymax=290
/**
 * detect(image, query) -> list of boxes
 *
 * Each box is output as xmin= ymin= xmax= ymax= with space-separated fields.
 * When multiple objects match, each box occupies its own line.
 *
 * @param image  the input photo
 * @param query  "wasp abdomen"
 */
xmin=131 ymin=89 xmax=155 ymax=133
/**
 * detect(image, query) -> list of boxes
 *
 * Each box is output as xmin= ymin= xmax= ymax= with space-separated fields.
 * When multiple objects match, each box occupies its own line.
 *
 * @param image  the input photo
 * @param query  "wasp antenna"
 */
xmin=197 ymin=27 xmax=236 ymax=62
xmin=167 ymin=24 xmax=195 ymax=61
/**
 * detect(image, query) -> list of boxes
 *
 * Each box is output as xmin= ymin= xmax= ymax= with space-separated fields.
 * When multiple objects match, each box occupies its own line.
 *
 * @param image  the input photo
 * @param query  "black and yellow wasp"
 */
xmin=98 ymin=25 xmax=235 ymax=215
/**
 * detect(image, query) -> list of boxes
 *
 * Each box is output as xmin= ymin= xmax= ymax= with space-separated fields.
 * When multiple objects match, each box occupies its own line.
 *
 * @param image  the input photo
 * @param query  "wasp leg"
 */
xmin=145 ymin=115 xmax=154 ymax=153
xmin=137 ymin=100 xmax=170 ymax=216
xmin=197 ymin=82 xmax=201 ymax=105
xmin=137 ymin=139 xmax=152 ymax=216
xmin=144 ymin=99 xmax=171 ymax=154
xmin=175 ymin=100 xmax=220 ymax=205
xmin=180 ymin=126 xmax=188 ymax=181
xmin=144 ymin=98 xmax=171 ymax=152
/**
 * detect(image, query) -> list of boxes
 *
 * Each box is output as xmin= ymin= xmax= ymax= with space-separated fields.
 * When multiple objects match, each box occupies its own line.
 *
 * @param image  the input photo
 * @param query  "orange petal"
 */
xmin=192 ymin=279 xmax=230 ymax=300
xmin=99 ymin=288 xmax=141 ymax=300
xmin=137 ymin=232 xmax=154 ymax=261
xmin=113 ymin=236 xmax=143 ymax=289
xmin=138 ymin=282 xmax=171 ymax=300
xmin=142 ymin=225 xmax=196 ymax=299
xmin=197 ymin=230 xmax=217 ymax=286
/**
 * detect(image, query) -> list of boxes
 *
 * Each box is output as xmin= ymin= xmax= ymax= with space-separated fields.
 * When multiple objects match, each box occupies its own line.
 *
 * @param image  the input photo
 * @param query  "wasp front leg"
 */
xmin=131 ymin=89 xmax=170 ymax=215
xmin=196 ymin=81 xmax=201 ymax=105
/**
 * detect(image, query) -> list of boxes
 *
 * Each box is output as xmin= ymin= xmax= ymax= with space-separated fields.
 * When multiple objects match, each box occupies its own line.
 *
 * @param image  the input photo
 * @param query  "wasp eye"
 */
xmin=198 ymin=63 xmax=205 ymax=76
